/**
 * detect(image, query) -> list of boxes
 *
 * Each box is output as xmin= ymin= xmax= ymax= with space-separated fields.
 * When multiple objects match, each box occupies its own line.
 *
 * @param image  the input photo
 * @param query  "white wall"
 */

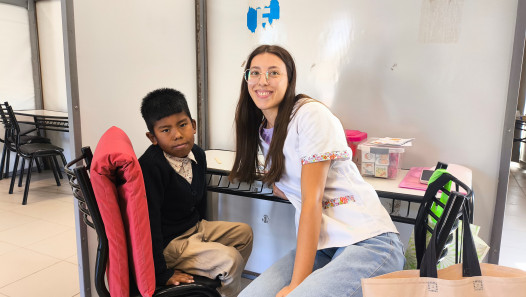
xmin=0 ymin=3 xmax=36 ymax=109
xmin=206 ymin=0 xmax=519 ymax=246
xmin=0 ymin=3 xmax=35 ymax=174
xmin=73 ymin=0 xmax=197 ymax=157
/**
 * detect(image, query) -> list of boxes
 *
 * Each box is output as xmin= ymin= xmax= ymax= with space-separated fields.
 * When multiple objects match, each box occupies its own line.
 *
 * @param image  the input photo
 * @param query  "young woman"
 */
xmin=230 ymin=45 xmax=405 ymax=297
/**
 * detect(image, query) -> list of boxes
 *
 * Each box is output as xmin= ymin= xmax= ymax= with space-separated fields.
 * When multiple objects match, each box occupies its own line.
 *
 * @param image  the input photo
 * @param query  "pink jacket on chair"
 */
xmin=90 ymin=126 xmax=156 ymax=297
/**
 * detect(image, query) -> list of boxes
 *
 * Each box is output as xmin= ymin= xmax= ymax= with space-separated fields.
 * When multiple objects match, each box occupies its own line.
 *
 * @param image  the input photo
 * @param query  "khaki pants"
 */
xmin=163 ymin=220 xmax=253 ymax=297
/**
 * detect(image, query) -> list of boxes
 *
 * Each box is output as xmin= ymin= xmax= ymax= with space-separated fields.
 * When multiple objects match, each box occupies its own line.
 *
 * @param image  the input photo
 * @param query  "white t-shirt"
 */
xmin=260 ymin=99 xmax=398 ymax=249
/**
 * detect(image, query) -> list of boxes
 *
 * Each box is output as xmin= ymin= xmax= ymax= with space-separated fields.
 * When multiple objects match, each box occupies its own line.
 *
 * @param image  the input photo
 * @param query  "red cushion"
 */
xmin=91 ymin=126 xmax=156 ymax=297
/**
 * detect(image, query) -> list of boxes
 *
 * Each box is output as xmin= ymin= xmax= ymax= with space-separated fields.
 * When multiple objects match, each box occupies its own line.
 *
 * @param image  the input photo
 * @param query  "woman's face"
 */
xmin=247 ymin=53 xmax=288 ymax=121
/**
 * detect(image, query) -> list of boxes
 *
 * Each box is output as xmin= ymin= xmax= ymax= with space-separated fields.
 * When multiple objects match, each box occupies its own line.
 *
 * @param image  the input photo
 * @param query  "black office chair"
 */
xmin=414 ymin=164 xmax=474 ymax=269
xmin=65 ymin=147 xmax=221 ymax=297
xmin=5 ymin=105 xmax=67 ymax=205
xmin=0 ymin=101 xmax=50 ymax=180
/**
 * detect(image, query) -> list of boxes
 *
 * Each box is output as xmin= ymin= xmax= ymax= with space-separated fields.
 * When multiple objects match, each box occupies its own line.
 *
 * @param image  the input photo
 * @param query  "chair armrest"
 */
xmin=17 ymin=121 xmax=39 ymax=136
xmin=155 ymin=275 xmax=221 ymax=297
xmin=130 ymin=275 xmax=221 ymax=297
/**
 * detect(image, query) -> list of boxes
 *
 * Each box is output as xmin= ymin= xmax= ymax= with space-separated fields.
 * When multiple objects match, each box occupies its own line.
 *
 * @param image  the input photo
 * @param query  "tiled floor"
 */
xmin=498 ymin=161 xmax=526 ymax=270
xmin=0 ymin=162 xmax=525 ymax=297
xmin=0 ymin=170 xmax=79 ymax=297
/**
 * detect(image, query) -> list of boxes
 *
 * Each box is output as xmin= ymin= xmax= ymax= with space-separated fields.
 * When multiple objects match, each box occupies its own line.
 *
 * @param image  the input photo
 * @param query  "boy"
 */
xmin=139 ymin=88 xmax=253 ymax=297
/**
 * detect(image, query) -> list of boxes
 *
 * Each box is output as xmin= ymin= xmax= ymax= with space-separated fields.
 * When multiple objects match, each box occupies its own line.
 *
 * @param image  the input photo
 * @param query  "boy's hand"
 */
xmin=273 ymin=184 xmax=288 ymax=200
xmin=166 ymin=270 xmax=195 ymax=286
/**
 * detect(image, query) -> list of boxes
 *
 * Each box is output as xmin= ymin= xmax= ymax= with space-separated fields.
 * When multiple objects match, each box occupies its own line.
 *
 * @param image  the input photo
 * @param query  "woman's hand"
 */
xmin=166 ymin=270 xmax=194 ymax=286
xmin=276 ymin=284 xmax=295 ymax=297
xmin=273 ymin=184 xmax=288 ymax=200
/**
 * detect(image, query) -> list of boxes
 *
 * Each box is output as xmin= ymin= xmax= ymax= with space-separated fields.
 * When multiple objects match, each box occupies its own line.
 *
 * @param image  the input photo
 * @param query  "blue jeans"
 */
xmin=238 ymin=232 xmax=404 ymax=297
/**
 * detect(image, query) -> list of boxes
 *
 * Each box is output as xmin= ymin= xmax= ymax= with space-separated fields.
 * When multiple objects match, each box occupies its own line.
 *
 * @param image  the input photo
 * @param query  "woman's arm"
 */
xmin=276 ymin=160 xmax=331 ymax=297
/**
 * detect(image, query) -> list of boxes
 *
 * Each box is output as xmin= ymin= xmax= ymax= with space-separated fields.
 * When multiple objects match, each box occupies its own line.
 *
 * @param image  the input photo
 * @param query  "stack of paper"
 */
xmin=367 ymin=137 xmax=414 ymax=146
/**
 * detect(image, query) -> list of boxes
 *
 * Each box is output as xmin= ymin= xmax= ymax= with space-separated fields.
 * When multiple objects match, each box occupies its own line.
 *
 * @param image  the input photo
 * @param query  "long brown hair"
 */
xmin=229 ymin=45 xmax=309 ymax=184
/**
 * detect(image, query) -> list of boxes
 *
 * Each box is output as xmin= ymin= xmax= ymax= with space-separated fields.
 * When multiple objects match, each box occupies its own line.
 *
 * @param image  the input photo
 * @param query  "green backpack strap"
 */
xmin=415 ymin=171 xmax=455 ymax=267
xmin=428 ymin=168 xmax=452 ymax=223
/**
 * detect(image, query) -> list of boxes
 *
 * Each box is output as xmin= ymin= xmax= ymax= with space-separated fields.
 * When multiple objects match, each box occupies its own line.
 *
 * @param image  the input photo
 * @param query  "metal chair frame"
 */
xmin=418 ymin=190 xmax=469 ymax=277
xmin=0 ymin=101 xmax=50 ymax=180
xmin=414 ymin=167 xmax=474 ymax=268
xmin=5 ymin=105 xmax=66 ymax=204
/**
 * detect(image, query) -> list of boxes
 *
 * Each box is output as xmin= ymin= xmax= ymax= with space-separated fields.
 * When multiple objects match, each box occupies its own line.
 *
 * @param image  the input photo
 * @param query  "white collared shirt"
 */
xmin=260 ymin=99 xmax=398 ymax=249
xmin=164 ymin=151 xmax=197 ymax=184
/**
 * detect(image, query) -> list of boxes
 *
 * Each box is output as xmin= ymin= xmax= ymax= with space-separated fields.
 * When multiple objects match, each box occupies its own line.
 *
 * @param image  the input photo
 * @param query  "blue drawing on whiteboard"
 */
xmin=247 ymin=0 xmax=280 ymax=33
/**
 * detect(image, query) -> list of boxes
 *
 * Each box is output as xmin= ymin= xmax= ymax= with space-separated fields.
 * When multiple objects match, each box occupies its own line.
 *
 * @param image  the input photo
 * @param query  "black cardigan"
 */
xmin=139 ymin=144 xmax=207 ymax=285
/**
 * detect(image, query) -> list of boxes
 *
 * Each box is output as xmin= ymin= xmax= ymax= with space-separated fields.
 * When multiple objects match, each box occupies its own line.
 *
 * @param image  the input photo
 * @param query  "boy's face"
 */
xmin=146 ymin=112 xmax=196 ymax=158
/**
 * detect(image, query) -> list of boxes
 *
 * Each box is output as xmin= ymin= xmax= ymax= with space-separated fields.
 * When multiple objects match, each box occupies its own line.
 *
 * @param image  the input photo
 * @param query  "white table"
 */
xmin=14 ymin=109 xmax=68 ymax=118
xmin=14 ymin=109 xmax=69 ymax=133
xmin=205 ymin=149 xmax=425 ymax=224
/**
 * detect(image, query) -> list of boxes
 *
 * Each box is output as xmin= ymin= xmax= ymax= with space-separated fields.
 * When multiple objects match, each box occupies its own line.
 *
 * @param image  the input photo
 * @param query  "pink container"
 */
xmin=344 ymin=130 xmax=367 ymax=162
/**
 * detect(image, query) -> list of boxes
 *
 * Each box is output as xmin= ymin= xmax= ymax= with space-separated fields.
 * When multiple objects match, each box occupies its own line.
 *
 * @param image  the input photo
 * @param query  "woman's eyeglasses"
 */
xmin=244 ymin=69 xmax=282 ymax=84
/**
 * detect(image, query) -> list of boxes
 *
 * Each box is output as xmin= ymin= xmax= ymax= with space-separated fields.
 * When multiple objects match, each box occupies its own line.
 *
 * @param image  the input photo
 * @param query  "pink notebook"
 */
xmin=398 ymin=167 xmax=431 ymax=191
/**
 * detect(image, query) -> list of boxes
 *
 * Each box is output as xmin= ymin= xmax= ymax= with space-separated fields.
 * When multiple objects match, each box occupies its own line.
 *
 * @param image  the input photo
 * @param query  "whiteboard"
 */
xmin=206 ymin=0 xmax=520 ymax=244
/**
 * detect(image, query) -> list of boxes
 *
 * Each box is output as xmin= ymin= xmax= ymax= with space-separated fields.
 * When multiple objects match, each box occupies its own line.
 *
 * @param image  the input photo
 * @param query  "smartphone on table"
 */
xmin=419 ymin=169 xmax=434 ymax=184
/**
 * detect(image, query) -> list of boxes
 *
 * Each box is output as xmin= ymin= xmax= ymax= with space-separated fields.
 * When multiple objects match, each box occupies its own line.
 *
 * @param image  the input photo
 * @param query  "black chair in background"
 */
xmin=414 ymin=165 xmax=474 ymax=269
xmin=65 ymin=147 xmax=221 ymax=297
xmin=0 ymin=101 xmax=50 ymax=180
xmin=6 ymin=105 xmax=67 ymax=205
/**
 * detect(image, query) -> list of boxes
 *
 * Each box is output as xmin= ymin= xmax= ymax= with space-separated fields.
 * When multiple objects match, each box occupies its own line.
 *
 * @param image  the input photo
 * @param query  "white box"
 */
xmin=357 ymin=141 xmax=405 ymax=179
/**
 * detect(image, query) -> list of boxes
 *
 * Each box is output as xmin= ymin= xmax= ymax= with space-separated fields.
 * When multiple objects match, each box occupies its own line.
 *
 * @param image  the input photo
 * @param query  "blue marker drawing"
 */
xmin=264 ymin=0 xmax=280 ymax=25
xmin=247 ymin=7 xmax=258 ymax=33
xmin=247 ymin=0 xmax=280 ymax=33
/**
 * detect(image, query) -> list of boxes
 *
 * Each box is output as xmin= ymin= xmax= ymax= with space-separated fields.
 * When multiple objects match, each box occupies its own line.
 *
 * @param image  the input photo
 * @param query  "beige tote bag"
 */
xmin=362 ymin=196 xmax=526 ymax=297
xmin=362 ymin=263 xmax=526 ymax=296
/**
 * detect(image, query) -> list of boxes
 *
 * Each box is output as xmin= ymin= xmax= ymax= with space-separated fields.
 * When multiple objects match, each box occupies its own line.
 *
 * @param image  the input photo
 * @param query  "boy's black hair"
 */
xmin=140 ymin=88 xmax=193 ymax=133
